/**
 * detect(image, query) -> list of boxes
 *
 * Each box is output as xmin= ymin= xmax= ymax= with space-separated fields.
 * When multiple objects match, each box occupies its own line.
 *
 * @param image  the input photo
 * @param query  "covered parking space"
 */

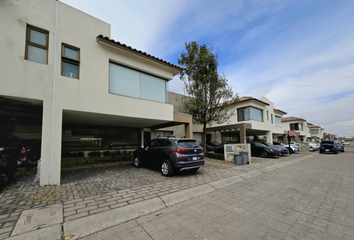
xmin=0 ymin=96 xmax=43 ymax=160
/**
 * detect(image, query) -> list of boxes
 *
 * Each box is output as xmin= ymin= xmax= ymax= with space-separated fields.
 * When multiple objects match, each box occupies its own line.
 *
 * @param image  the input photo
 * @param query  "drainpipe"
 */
xmin=49 ymin=0 xmax=59 ymax=184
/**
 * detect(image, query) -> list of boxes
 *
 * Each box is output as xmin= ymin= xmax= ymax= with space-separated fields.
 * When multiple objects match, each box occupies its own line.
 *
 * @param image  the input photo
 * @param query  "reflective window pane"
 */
xmin=109 ymin=63 xmax=140 ymax=98
xmin=62 ymin=62 xmax=79 ymax=79
xmin=29 ymin=29 xmax=46 ymax=46
xmin=250 ymin=107 xmax=262 ymax=122
xmin=27 ymin=45 xmax=47 ymax=64
xmin=64 ymin=47 xmax=78 ymax=60
xmin=141 ymin=73 xmax=166 ymax=103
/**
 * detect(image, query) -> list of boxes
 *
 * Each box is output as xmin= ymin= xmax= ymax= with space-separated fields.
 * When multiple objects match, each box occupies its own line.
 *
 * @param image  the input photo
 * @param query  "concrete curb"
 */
xmin=161 ymin=184 xmax=215 ymax=206
xmin=7 ymin=224 xmax=62 ymax=240
xmin=63 ymin=197 xmax=165 ymax=239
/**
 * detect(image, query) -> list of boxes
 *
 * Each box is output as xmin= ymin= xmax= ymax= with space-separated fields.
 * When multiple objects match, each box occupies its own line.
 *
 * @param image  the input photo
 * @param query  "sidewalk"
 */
xmin=0 ymin=151 xmax=315 ymax=239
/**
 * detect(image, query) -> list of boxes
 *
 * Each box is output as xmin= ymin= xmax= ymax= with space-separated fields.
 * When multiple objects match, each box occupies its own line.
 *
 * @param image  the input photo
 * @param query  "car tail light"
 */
xmin=178 ymin=156 xmax=187 ymax=159
xmin=201 ymin=148 xmax=204 ymax=151
xmin=173 ymin=148 xmax=188 ymax=153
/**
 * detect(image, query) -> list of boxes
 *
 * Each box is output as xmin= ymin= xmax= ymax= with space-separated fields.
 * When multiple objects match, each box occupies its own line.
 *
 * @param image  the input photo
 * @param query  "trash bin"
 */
xmin=240 ymin=151 xmax=249 ymax=164
xmin=234 ymin=154 xmax=243 ymax=165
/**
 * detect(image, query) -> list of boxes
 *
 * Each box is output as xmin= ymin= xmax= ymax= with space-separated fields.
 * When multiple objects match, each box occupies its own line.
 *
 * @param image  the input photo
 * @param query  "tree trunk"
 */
xmin=202 ymin=123 xmax=207 ymax=152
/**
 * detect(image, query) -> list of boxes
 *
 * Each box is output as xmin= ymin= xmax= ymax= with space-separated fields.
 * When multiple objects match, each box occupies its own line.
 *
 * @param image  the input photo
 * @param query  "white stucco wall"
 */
xmin=1 ymin=0 xmax=177 ymax=185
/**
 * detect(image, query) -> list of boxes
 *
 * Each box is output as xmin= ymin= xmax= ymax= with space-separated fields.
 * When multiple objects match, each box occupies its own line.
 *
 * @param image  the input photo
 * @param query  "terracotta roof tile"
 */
xmin=96 ymin=35 xmax=184 ymax=71
xmin=281 ymin=116 xmax=306 ymax=122
xmin=238 ymin=96 xmax=269 ymax=106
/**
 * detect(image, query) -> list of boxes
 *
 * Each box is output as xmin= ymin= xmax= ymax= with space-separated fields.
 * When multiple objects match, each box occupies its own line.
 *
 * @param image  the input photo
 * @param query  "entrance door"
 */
xmin=143 ymin=131 xmax=151 ymax=147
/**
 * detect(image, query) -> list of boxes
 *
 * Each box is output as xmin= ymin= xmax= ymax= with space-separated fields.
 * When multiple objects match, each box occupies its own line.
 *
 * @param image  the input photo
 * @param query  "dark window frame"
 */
xmin=61 ymin=43 xmax=80 ymax=79
xmin=25 ymin=25 xmax=49 ymax=64
xmin=237 ymin=106 xmax=263 ymax=122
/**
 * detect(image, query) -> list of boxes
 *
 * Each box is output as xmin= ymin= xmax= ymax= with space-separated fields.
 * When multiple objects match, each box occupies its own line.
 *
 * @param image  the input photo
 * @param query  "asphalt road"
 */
xmin=81 ymin=145 xmax=354 ymax=240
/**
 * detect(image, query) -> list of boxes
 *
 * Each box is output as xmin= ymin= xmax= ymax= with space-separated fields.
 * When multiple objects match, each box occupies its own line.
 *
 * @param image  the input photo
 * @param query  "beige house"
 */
xmin=307 ymin=123 xmax=324 ymax=142
xmin=0 ymin=0 xmax=192 ymax=185
xmin=162 ymin=95 xmax=288 ymax=144
xmin=281 ymin=116 xmax=312 ymax=142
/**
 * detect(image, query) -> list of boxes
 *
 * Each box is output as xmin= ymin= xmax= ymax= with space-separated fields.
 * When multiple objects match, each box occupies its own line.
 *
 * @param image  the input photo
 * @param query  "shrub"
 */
xmin=61 ymin=153 xmax=133 ymax=168
xmin=88 ymin=151 xmax=102 ymax=157
xmin=205 ymin=152 xmax=224 ymax=160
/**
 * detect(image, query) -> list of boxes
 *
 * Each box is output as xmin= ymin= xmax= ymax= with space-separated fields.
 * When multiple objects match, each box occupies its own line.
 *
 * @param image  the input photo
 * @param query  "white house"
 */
xmin=0 ymin=0 xmax=191 ymax=185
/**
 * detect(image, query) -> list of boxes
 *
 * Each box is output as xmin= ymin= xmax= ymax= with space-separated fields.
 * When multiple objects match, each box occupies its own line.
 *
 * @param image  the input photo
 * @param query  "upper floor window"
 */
xmin=271 ymin=114 xmax=273 ymax=124
xmin=25 ymin=25 xmax=49 ymax=64
xmin=275 ymin=116 xmax=282 ymax=126
xmin=237 ymin=107 xmax=263 ymax=122
xmin=310 ymin=129 xmax=319 ymax=135
xmin=290 ymin=123 xmax=303 ymax=131
xmin=62 ymin=44 xmax=80 ymax=79
xmin=109 ymin=62 xmax=167 ymax=103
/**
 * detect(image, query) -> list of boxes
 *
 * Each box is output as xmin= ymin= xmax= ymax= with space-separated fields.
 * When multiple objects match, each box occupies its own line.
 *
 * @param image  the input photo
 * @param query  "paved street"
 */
xmin=1 ymin=145 xmax=353 ymax=239
xmin=80 ymin=145 xmax=354 ymax=240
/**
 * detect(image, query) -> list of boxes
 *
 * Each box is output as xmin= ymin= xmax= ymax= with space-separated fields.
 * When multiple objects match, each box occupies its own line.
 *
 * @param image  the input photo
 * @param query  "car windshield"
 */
xmin=177 ymin=140 xmax=199 ymax=148
xmin=255 ymin=143 xmax=265 ymax=147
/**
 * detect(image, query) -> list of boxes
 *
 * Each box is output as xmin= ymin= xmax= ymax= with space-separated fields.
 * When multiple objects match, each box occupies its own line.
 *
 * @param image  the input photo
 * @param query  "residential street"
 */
xmin=1 ymin=145 xmax=353 ymax=239
xmin=81 ymin=145 xmax=354 ymax=240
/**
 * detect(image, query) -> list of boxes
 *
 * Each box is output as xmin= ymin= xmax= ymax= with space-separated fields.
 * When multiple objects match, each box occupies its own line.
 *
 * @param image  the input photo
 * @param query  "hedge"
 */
xmin=61 ymin=153 xmax=133 ymax=168
xmin=205 ymin=152 xmax=225 ymax=160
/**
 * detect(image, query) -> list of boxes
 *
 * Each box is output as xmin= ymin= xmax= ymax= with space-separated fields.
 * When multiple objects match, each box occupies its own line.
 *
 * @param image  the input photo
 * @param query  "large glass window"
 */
xmin=25 ymin=26 xmax=49 ymax=64
xmin=62 ymin=44 xmax=80 ymax=79
xmin=237 ymin=107 xmax=263 ymax=122
xmin=275 ymin=116 xmax=282 ymax=126
xmin=310 ymin=129 xmax=319 ymax=135
xmin=109 ymin=62 xmax=167 ymax=103
xmin=290 ymin=123 xmax=303 ymax=131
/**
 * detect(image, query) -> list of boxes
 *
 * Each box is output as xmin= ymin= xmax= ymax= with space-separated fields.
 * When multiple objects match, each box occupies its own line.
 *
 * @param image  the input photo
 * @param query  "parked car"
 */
xmin=342 ymin=141 xmax=350 ymax=146
xmin=133 ymin=136 xmax=204 ymax=176
xmin=334 ymin=142 xmax=344 ymax=152
xmin=261 ymin=142 xmax=289 ymax=156
xmin=319 ymin=141 xmax=338 ymax=154
xmin=205 ymin=141 xmax=224 ymax=154
xmin=0 ymin=146 xmax=19 ymax=186
xmin=274 ymin=142 xmax=299 ymax=153
xmin=250 ymin=142 xmax=279 ymax=158
xmin=308 ymin=142 xmax=320 ymax=151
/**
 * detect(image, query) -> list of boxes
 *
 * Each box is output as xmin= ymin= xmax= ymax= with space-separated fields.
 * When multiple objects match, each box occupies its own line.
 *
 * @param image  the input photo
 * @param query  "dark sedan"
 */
xmin=262 ymin=142 xmax=289 ymax=156
xmin=250 ymin=142 xmax=279 ymax=158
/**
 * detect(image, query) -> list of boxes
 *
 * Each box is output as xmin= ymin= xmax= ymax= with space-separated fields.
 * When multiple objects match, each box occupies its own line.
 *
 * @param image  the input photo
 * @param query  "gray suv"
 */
xmin=133 ymin=136 xmax=205 ymax=176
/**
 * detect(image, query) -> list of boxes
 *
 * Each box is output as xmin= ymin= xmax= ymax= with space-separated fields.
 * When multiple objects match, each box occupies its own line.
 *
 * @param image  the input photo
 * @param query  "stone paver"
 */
xmin=81 ymin=145 xmax=354 ymax=240
xmin=0 ymin=151 xmax=313 ymax=238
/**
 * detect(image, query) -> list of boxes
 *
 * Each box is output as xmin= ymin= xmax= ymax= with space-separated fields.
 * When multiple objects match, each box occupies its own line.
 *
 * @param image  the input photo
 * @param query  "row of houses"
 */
xmin=0 ymin=0 xmax=335 ymax=186
xmin=161 ymin=93 xmax=335 ymax=146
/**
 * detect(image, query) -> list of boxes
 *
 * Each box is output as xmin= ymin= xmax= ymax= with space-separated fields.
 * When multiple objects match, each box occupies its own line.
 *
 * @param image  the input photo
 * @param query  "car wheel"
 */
xmin=334 ymin=150 xmax=338 ymax=154
xmin=134 ymin=156 xmax=141 ymax=167
xmin=260 ymin=151 xmax=267 ymax=158
xmin=161 ymin=160 xmax=173 ymax=177
xmin=189 ymin=167 xmax=199 ymax=173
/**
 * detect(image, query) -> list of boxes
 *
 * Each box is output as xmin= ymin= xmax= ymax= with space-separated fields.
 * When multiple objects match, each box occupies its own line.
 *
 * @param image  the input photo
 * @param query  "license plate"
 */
xmin=325 ymin=150 xmax=329 ymax=152
xmin=192 ymin=157 xmax=198 ymax=160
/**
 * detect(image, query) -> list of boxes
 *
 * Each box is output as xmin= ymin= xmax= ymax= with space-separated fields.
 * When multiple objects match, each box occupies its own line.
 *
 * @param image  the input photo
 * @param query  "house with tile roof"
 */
xmin=0 ymin=0 xmax=192 ymax=185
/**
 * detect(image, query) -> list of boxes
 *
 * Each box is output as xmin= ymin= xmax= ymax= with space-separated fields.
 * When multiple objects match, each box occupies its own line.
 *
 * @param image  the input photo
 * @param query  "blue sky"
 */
xmin=61 ymin=0 xmax=354 ymax=137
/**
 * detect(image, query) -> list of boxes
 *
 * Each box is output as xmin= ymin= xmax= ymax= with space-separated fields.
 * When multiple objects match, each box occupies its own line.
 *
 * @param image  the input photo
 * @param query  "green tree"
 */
xmin=178 ymin=42 xmax=238 ymax=150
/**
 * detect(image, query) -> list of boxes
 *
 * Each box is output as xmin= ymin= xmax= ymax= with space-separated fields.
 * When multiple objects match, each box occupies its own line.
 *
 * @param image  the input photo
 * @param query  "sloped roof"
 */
xmin=96 ymin=35 xmax=184 ymax=72
xmin=281 ymin=116 xmax=306 ymax=122
xmin=273 ymin=108 xmax=287 ymax=115
xmin=238 ymin=96 xmax=269 ymax=106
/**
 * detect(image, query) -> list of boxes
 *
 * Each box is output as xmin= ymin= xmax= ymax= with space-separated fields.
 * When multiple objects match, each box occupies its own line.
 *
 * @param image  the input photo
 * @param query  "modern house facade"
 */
xmin=307 ymin=123 xmax=324 ymax=142
xmin=0 ymin=0 xmax=191 ymax=185
xmin=163 ymin=95 xmax=288 ymax=144
xmin=281 ymin=116 xmax=312 ymax=142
